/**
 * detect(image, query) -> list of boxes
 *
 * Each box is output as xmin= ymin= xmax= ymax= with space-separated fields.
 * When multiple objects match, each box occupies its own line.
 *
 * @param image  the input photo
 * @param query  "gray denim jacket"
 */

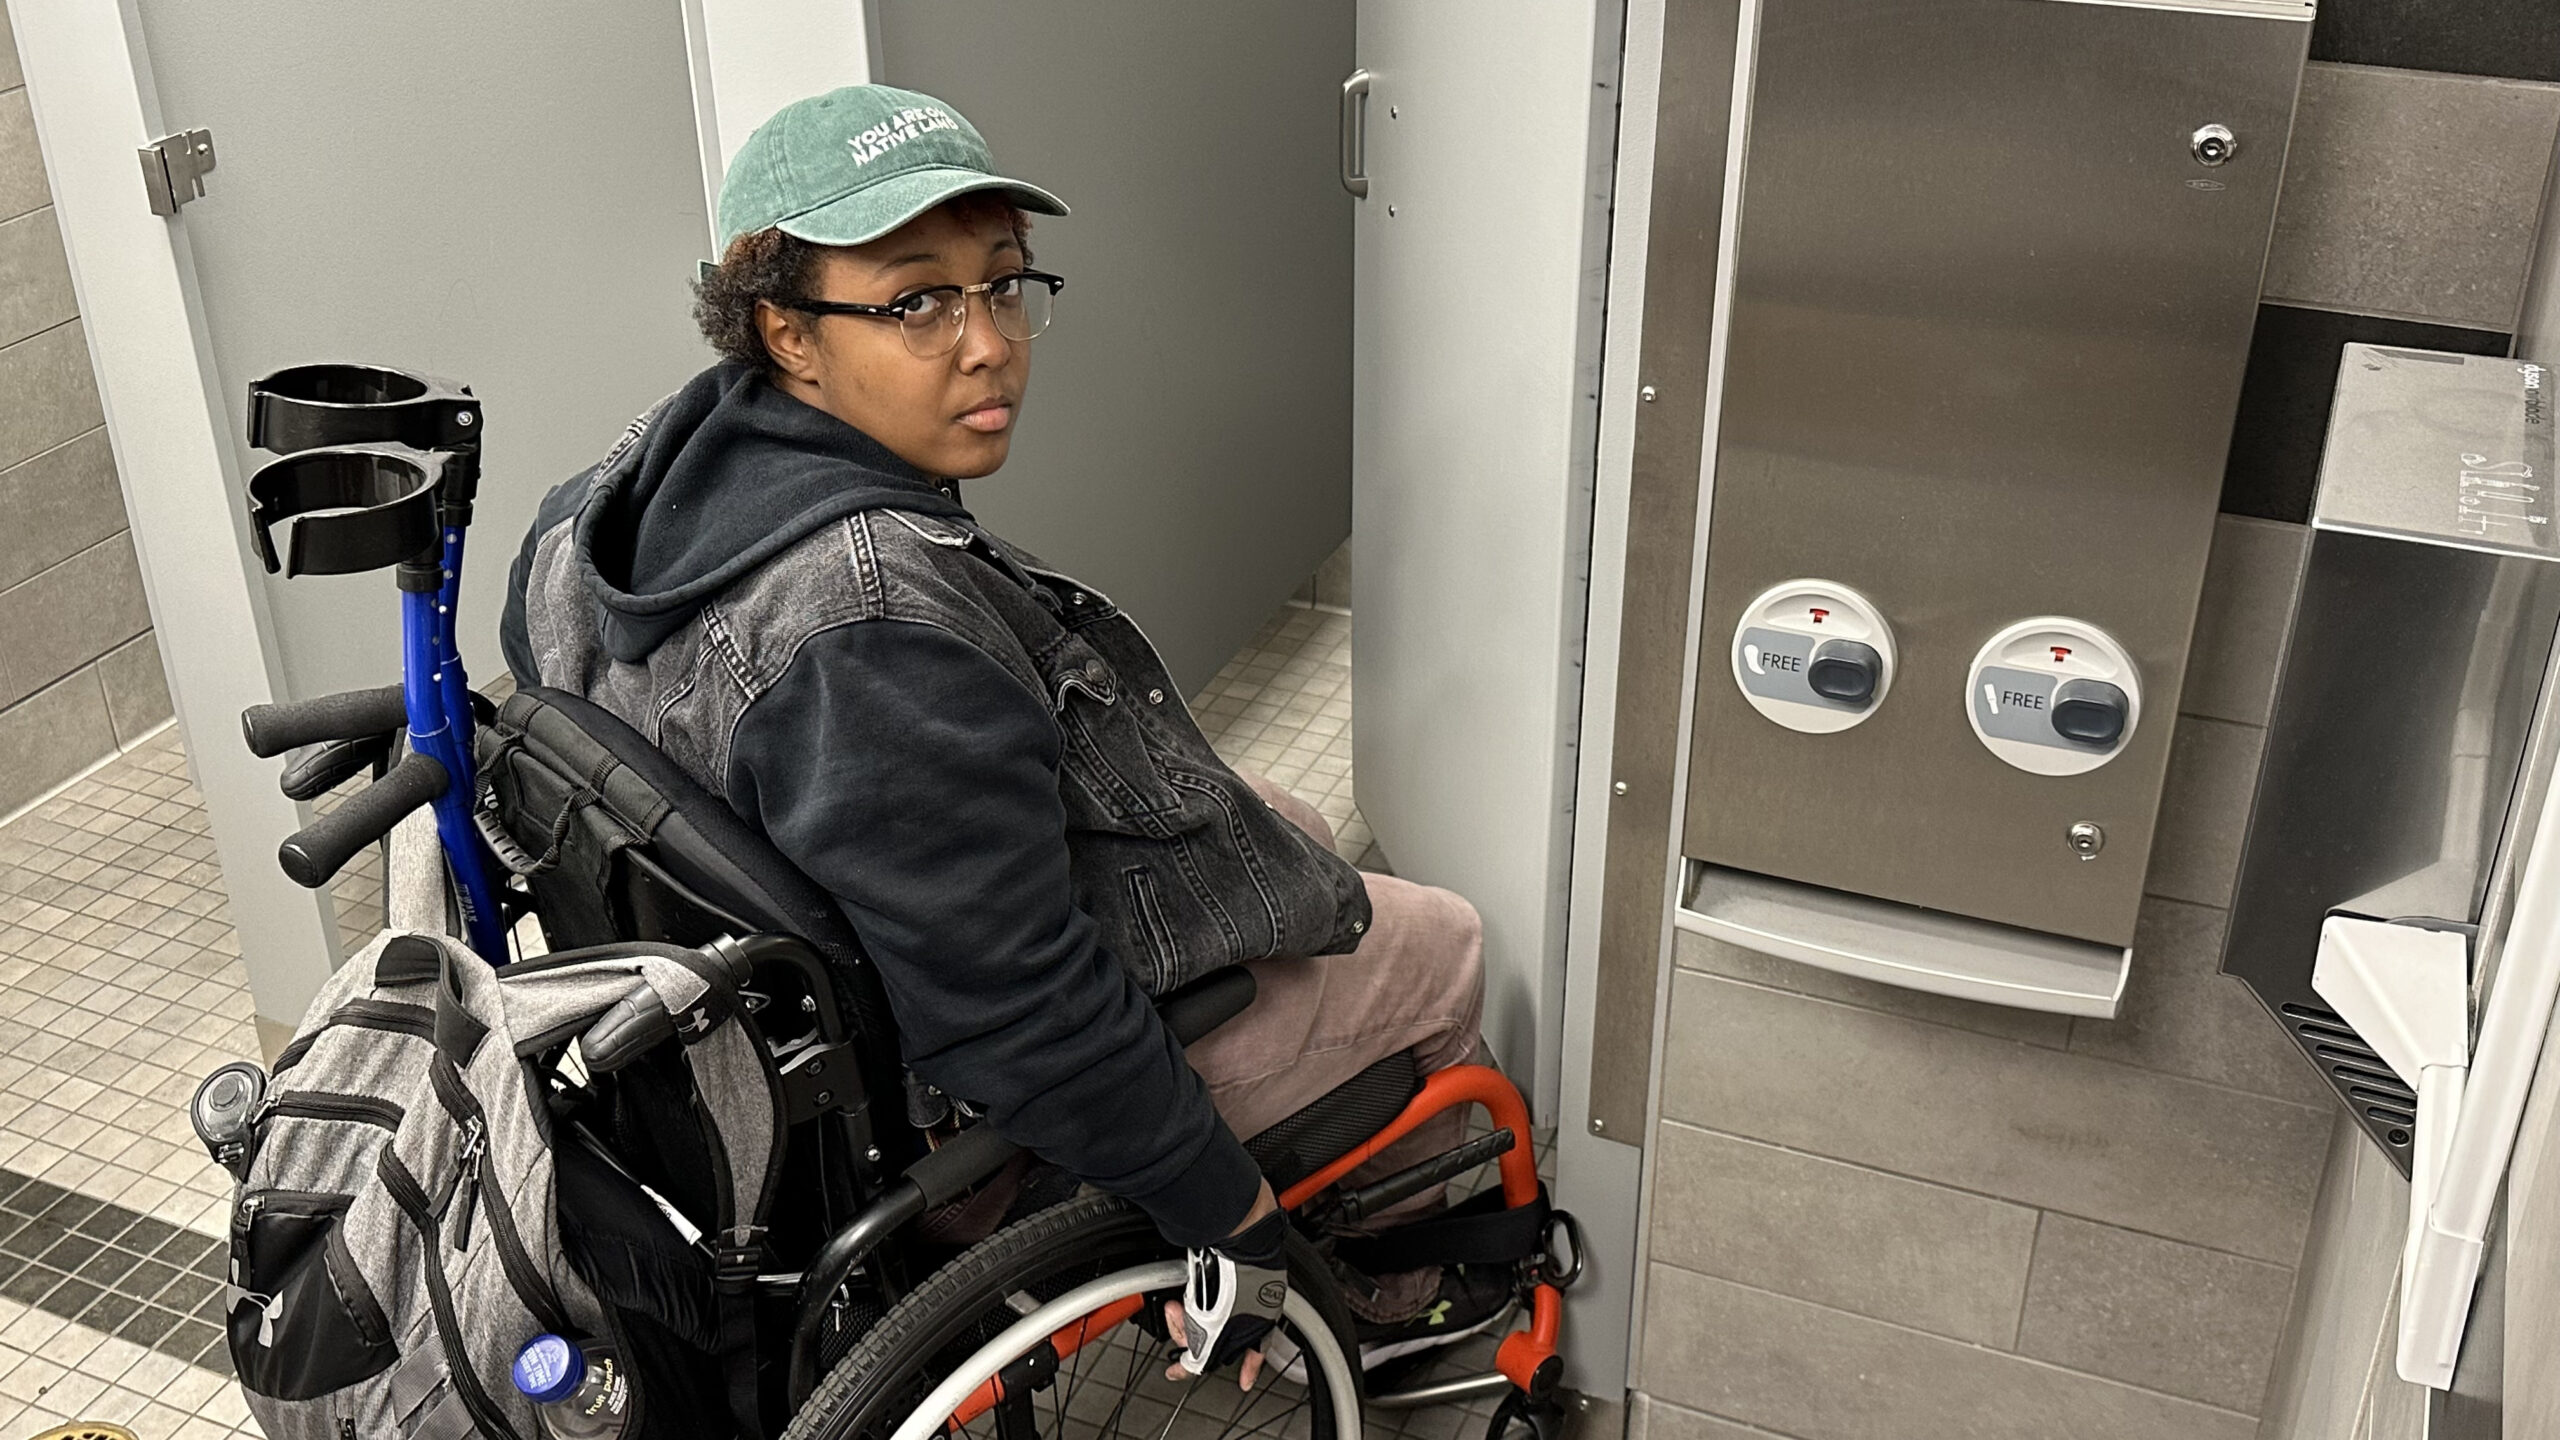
xmin=499 ymin=365 xmax=1368 ymax=1244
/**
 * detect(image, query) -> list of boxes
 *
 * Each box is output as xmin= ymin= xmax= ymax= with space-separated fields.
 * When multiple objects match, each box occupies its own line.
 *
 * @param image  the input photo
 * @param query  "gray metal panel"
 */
xmin=1586 ymin=0 xmax=1742 ymax=1140
xmin=1684 ymin=0 xmax=2308 ymax=946
xmin=873 ymin=0 xmax=1353 ymax=692
xmin=2225 ymin=348 xmax=2560 ymax=1176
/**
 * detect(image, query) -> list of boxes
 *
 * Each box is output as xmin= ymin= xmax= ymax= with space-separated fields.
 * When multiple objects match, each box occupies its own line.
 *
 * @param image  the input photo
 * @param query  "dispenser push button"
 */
xmin=1808 ymin=640 xmax=1883 ymax=705
xmin=1730 ymin=580 xmax=1897 ymax=735
xmin=1965 ymin=617 xmax=2142 ymax=776
xmin=2051 ymin=679 xmax=2129 ymax=747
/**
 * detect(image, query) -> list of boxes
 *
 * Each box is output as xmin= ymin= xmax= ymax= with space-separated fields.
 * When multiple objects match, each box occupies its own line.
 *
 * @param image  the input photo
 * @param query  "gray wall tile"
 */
xmin=1674 ymin=928 xmax=2072 ymax=1049
xmin=1639 ymin=1265 xmax=2258 ymax=1440
xmin=2015 ymin=1213 xmax=2296 ymax=1412
xmin=0 ymin=0 xmax=22 ymax=94
xmin=0 ymin=532 xmax=150 ymax=709
xmin=1661 ymin=973 xmax=2333 ymax=1262
xmin=2068 ymin=896 xmax=2332 ymax=1105
xmin=1650 ymin=1122 xmax=2037 ymax=1346
xmin=2180 ymin=516 xmax=2306 ymax=727
xmin=0 ymin=428 xmax=122 ymax=591
xmin=96 ymin=632 xmax=170 ymax=745
xmin=2257 ymin=1122 xmax=2402 ymax=1439
xmin=1636 ymin=1394 xmax=1802 ymax=1440
xmin=0 ymin=206 xmax=73 ymax=346
xmin=2264 ymin=64 xmax=2560 ymax=332
xmin=0 ymin=85 xmax=42 ymax=224
xmin=2144 ymin=716 xmax=2264 ymax=908
xmin=0 ymin=321 xmax=104 ymax=471
xmin=0 ymin=667 xmax=113 ymax=816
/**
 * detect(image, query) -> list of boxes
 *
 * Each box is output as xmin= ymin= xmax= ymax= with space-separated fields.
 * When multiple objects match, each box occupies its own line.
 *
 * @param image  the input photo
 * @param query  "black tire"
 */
xmin=781 ymin=1194 xmax=1362 ymax=1440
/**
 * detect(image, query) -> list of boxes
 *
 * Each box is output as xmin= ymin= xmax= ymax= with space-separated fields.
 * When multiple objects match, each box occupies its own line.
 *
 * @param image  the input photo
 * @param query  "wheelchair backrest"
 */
xmin=478 ymin=685 xmax=898 ymax=1059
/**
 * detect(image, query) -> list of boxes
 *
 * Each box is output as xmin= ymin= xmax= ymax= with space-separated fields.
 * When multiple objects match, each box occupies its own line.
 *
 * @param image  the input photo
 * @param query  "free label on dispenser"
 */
xmin=1966 ymin=617 xmax=2141 ymax=775
xmin=1731 ymin=580 xmax=1896 ymax=734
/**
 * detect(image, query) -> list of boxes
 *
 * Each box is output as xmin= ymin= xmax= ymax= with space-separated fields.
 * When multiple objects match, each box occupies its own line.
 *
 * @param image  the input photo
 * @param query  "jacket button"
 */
xmin=1147 ymin=688 xmax=1165 ymax=705
xmin=1350 ymin=919 xmax=1367 ymax=935
xmin=1070 ymin=592 xmax=1086 ymax=606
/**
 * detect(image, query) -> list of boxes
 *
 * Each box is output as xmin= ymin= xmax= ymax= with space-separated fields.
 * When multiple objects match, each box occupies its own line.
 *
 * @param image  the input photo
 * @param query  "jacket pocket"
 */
xmin=1044 ymin=640 xmax=1185 ymax=837
xmin=1121 ymin=867 xmax=1184 ymax=992
xmin=230 ymin=1189 xmax=398 ymax=1401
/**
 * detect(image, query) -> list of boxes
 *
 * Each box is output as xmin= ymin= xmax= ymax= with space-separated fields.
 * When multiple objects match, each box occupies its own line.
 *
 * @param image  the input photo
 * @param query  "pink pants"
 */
xmin=1186 ymin=774 xmax=1487 ymax=1189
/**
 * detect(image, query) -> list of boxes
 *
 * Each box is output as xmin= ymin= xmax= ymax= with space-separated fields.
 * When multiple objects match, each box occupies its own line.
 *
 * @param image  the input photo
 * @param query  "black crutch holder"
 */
xmin=246 ymin=363 xmax=480 ymax=456
xmin=245 ymin=444 xmax=448 ymax=577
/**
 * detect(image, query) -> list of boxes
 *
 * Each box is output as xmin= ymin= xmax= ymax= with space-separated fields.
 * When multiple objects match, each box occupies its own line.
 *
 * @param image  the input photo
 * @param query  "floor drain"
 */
xmin=27 ymin=1425 xmax=139 ymax=1440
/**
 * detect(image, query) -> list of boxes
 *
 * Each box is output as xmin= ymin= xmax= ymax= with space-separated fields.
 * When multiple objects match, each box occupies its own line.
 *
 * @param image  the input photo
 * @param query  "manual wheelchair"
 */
xmin=230 ymin=362 xmax=1581 ymax=1440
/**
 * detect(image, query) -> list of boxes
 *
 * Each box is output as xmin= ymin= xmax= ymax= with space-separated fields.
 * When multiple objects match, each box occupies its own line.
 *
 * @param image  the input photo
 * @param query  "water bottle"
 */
xmin=511 ymin=1333 xmax=630 ymax=1439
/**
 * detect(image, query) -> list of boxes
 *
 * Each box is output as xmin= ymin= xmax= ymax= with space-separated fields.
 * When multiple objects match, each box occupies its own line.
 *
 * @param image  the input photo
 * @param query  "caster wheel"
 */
xmin=1486 ymin=1390 xmax=1567 ymax=1440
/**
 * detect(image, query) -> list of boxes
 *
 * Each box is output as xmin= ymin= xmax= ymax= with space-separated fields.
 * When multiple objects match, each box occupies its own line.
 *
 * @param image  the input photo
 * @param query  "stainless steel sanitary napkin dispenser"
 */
xmin=1675 ymin=0 xmax=2314 ymax=1016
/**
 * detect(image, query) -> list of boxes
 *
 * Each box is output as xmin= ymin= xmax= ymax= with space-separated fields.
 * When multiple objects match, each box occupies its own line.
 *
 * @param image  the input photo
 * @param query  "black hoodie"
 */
xmin=500 ymin=366 xmax=1339 ymax=1248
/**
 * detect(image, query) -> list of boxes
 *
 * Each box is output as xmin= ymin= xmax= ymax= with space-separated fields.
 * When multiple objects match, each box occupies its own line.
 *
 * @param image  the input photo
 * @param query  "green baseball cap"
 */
xmin=715 ymin=84 xmax=1069 ymax=255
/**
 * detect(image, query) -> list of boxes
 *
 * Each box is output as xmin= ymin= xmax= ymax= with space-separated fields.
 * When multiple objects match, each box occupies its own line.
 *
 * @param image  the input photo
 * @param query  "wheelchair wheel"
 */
xmin=783 ymin=1193 xmax=1365 ymax=1440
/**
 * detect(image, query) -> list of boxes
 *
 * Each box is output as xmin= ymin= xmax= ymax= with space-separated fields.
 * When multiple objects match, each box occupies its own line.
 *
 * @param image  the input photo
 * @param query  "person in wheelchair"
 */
xmin=499 ymin=83 xmax=1499 ymax=1373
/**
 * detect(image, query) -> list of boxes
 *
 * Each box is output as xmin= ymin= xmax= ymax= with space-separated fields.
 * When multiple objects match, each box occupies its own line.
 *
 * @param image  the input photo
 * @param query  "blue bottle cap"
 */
xmin=512 ymin=1333 xmax=587 ymax=1405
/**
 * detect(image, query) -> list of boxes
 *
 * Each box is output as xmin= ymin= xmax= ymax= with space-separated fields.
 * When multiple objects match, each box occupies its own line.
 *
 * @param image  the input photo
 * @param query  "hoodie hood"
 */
xmin=571 ymin=363 xmax=970 ymax=661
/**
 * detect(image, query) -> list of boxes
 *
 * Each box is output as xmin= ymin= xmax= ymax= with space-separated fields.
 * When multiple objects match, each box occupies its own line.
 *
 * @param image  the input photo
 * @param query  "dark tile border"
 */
xmin=0 ymin=1169 xmax=232 ymax=1374
xmin=2311 ymin=0 xmax=2560 ymax=85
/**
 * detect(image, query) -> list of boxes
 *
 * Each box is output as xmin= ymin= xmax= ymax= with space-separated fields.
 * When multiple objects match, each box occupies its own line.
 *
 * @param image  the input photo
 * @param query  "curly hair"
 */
xmin=692 ymin=198 xmax=1034 ymax=369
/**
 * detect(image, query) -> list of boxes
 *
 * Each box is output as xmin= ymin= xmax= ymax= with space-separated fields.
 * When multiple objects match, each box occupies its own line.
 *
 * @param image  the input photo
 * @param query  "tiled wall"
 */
xmin=2220 ymin=13 xmax=2560 ymax=521
xmin=0 ymin=0 xmax=172 ymax=820
xmin=1628 ymin=10 xmax=2560 ymax=1439
xmin=1630 ymin=516 xmax=2334 ymax=1440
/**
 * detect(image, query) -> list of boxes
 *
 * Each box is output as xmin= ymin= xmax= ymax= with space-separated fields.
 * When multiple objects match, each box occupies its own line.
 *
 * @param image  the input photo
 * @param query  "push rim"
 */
xmin=883 ymin=1259 xmax=1365 ymax=1440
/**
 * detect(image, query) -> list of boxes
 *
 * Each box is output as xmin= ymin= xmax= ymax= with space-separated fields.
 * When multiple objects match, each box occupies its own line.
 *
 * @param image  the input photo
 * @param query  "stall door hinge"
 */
xmin=139 ymin=129 xmax=217 ymax=216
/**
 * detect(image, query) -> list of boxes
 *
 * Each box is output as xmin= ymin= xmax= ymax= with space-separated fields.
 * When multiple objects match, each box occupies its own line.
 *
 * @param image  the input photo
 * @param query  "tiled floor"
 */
xmin=0 ymin=726 xmax=262 ymax=1439
xmin=1189 ymin=602 xmax=1385 ymax=873
xmin=0 ymin=593 xmax=1430 ymax=1439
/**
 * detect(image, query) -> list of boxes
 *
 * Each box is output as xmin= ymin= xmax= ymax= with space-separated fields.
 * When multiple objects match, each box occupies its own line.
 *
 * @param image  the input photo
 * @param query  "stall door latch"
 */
xmin=139 ymin=129 xmax=218 ymax=216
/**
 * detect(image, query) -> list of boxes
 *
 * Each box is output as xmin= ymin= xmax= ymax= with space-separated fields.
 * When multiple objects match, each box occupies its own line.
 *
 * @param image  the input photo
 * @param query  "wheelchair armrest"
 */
xmin=1157 ymin=966 xmax=1257 ymax=1047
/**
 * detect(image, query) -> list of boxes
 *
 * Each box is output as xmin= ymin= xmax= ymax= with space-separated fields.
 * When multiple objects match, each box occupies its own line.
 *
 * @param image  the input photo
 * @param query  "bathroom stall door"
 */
xmin=871 ymin=0 xmax=1357 ymax=690
xmin=124 ymin=0 xmax=721 ymax=699
xmin=1350 ymin=1 xmax=1617 ymax=1104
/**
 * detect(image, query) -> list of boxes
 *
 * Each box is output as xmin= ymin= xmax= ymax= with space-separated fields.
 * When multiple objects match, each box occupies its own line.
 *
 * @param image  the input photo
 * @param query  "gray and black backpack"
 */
xmin=222 ymin=924 xmax=785 ymax=1440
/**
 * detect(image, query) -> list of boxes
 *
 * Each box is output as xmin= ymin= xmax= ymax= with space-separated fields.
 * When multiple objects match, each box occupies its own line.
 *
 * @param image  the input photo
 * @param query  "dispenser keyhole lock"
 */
xmin=2067 ymin=822 xmax=2105 ymax=861
xmin=2191 ymin=124 xmax=2237 ymax=167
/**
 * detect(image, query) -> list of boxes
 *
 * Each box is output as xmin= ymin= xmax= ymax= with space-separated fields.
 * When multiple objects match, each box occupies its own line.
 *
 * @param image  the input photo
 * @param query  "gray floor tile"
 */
xmin=1648 ymin=1123 xmax=2036 ymax=1347
xmin=1639 ymin=1265 xmax=2258 ymax=1440
xmin=1662 ymin=973 xmax=2333 ymax=1263
xmin=1634 ymin=1392 xmax=1803 ymax=1440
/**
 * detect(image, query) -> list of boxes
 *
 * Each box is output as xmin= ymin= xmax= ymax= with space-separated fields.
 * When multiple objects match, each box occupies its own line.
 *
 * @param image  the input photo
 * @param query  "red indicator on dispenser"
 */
xmin=1809 ymin=608 xmax=1830 ymax=623
xmin=2050 ymin=646 xmax=2073 ymax=663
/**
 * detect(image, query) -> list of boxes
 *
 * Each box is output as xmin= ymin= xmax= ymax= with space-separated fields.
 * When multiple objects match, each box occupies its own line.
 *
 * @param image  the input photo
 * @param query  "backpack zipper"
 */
xmin=379 ymin=1152 xmax=527 ymax=1440
xmin=269 ymin=1092 xmax=405 ymax=1131
xmin=446 ymin=1118 xmax=485 ymax=1253
xmin=427 ymin=1059 xmax=571 ymax=1336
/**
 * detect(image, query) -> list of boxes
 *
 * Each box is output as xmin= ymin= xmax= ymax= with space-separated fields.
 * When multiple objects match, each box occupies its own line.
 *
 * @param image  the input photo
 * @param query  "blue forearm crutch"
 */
xmin=239 ymin=365 xmax=510 ymax=964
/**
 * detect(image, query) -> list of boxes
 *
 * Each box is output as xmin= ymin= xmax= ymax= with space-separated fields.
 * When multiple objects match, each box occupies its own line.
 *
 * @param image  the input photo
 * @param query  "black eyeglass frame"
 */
xmin=777 ymin=270 xmax=1066 ymax=350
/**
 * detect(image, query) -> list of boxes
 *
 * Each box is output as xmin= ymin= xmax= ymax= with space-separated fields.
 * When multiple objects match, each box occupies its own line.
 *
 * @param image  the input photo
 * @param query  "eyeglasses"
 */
xmin=781 ymin=270 xmax=1065 ymax=359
